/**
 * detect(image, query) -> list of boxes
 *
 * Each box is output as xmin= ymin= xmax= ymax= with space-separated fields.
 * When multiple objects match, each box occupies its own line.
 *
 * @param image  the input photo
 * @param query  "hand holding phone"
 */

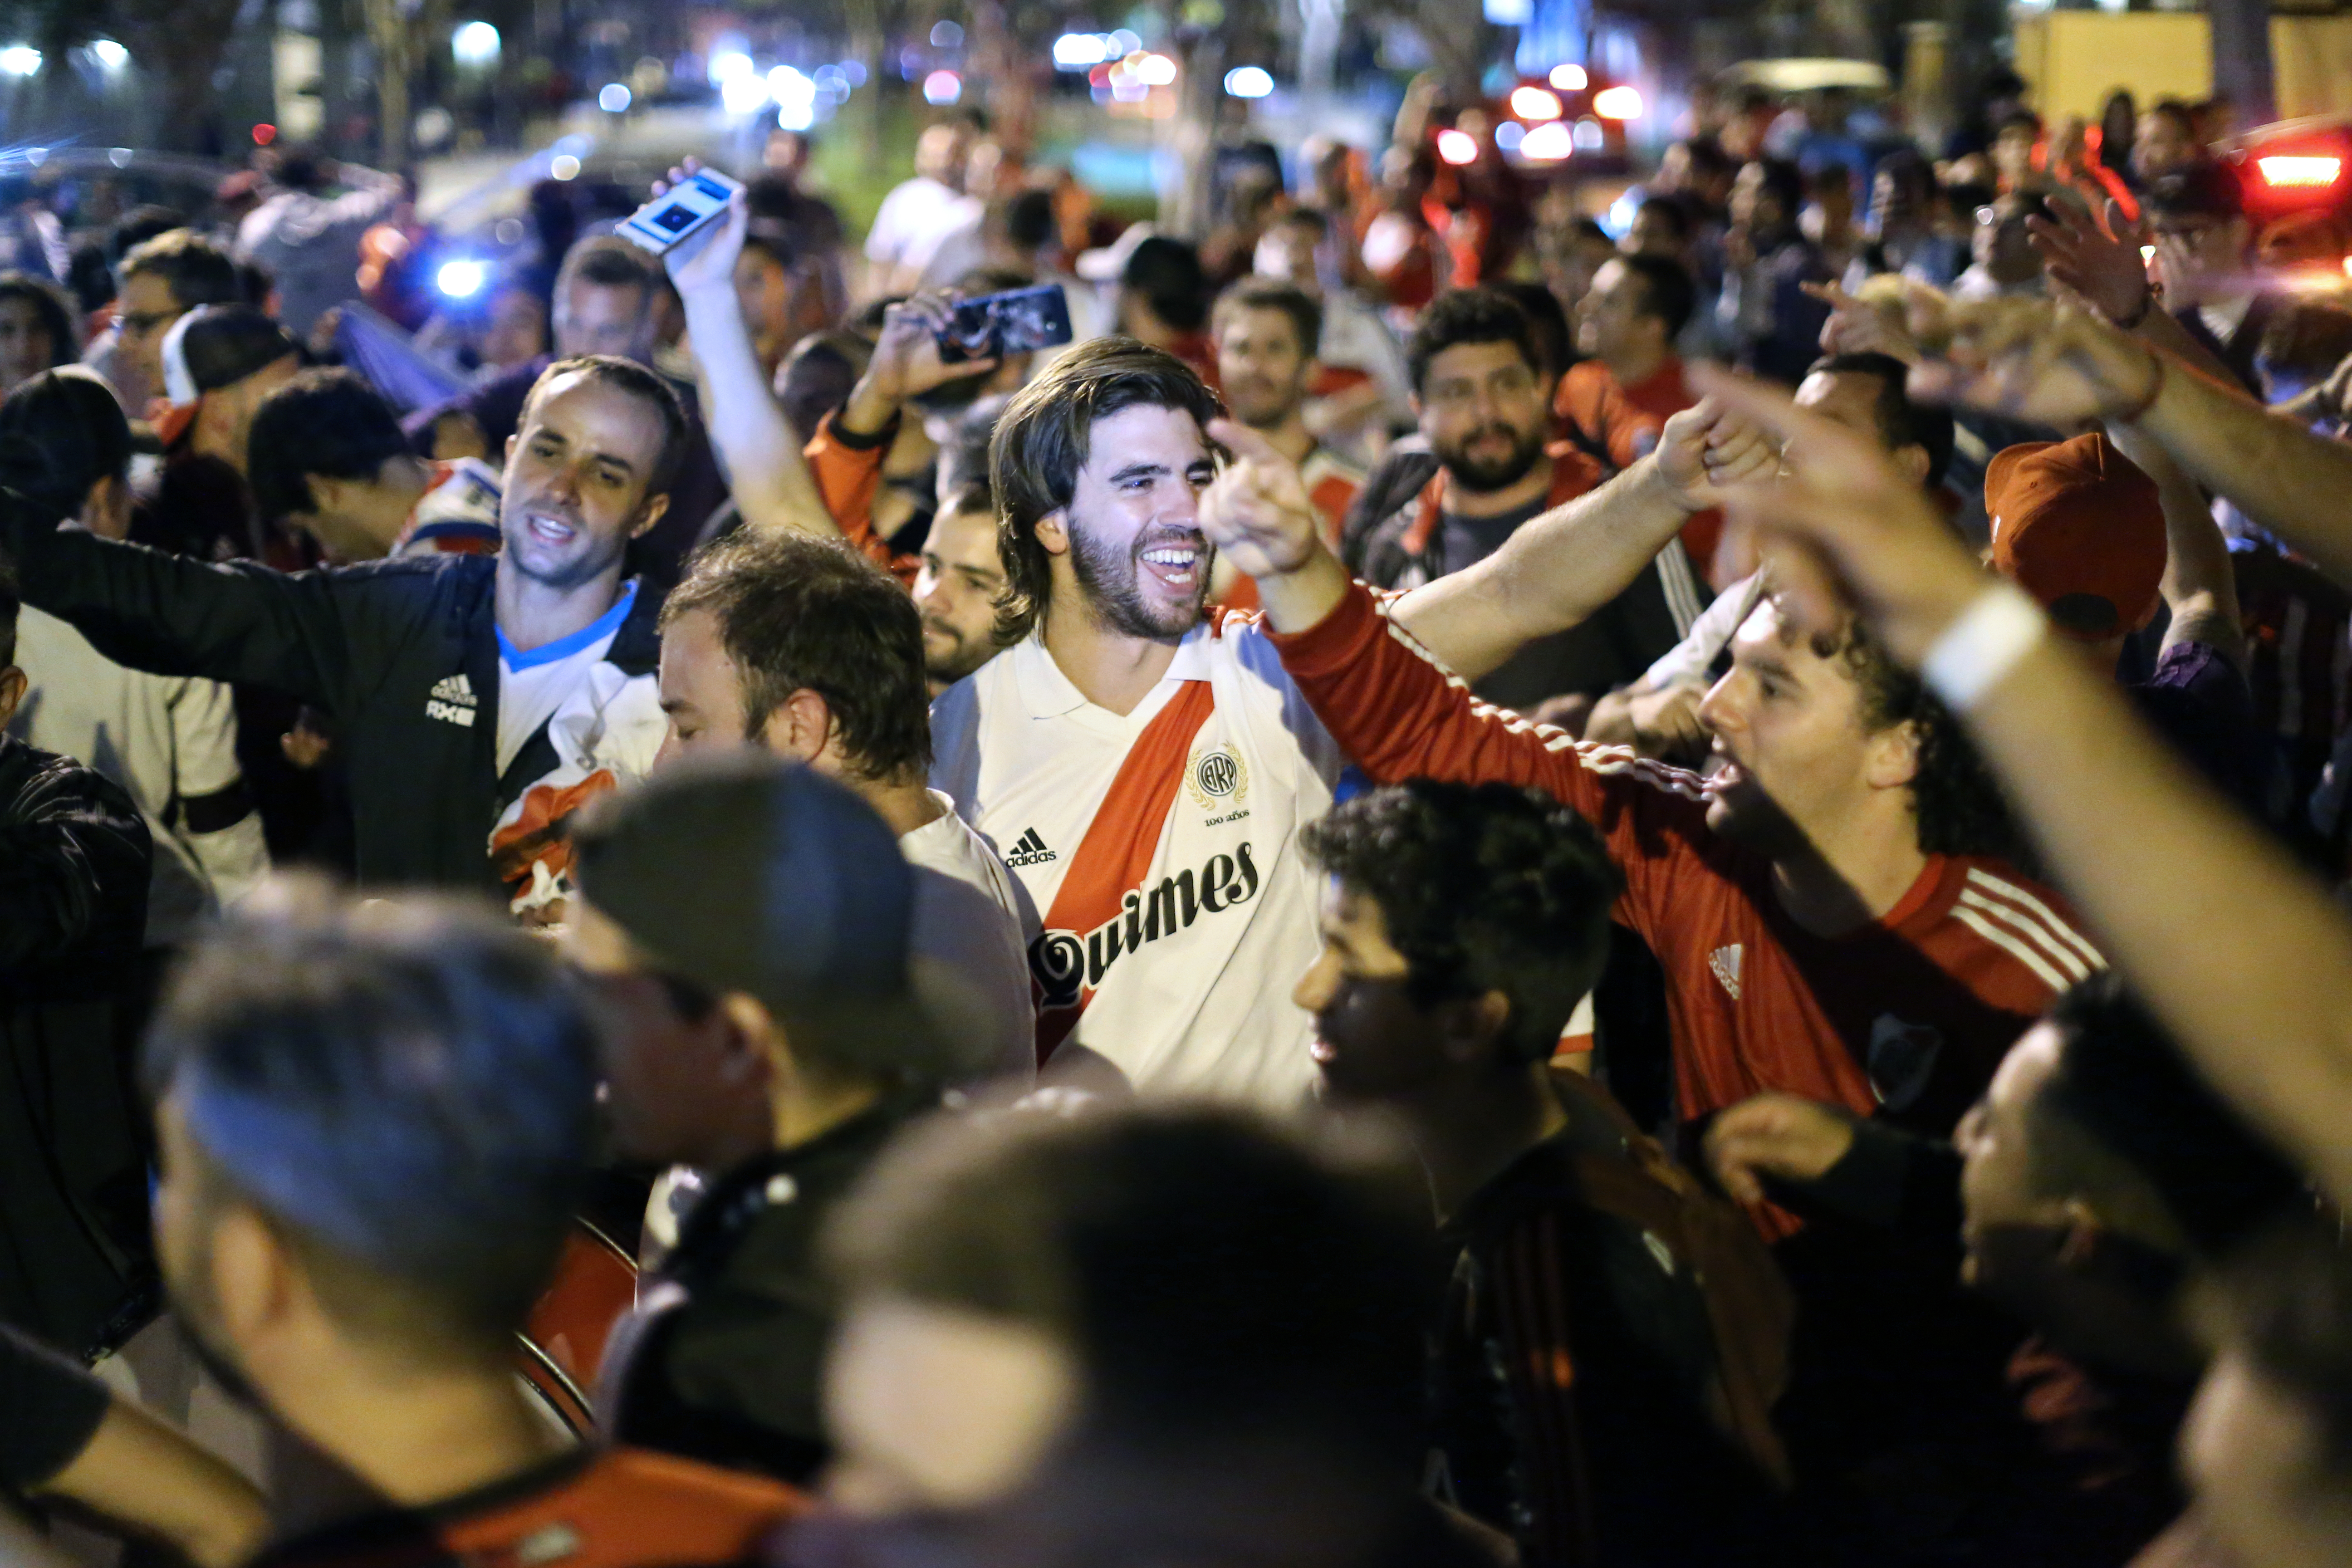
xmin=620 ymin=167 xmax=746 ymax=256
xmin=936 ymin=283 xmax=1076 ymax=363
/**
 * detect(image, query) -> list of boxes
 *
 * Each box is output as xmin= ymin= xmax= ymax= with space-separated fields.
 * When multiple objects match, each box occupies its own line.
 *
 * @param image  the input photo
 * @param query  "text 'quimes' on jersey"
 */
xmin=930 ymin=608 xmax=1347 ymax=1105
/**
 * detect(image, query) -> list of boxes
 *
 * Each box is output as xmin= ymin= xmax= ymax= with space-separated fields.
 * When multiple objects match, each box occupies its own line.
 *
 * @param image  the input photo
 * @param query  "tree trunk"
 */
xmin=842 ymin=0 xmax=887 ymax=183
xmin=1409 ymin=0 xmax=1495 ymax=101
xmin=1164 ymin=28 xmax=1225 ymax=241
xmin=115 ymin=0 xmax=245 ymax=151
xmin=2208 ymin=0 xmax=2276 ymax=127
xmin=363 ymin=0 xmax=412 ymax=167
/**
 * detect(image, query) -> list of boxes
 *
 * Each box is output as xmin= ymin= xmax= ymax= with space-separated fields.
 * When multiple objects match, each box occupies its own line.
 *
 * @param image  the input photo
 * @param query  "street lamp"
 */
xmin=770 ymin=65 xmax=816 ymax=131
xmin=453 ymin=22 xmax=500 ymax=67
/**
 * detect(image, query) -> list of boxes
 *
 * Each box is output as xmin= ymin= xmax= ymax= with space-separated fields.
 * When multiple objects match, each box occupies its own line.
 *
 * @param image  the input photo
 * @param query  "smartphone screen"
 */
xmin=620 ymin=169 xmax=744 ymax=256
xmin=938 ymin=284 xmax=1076 ymax=362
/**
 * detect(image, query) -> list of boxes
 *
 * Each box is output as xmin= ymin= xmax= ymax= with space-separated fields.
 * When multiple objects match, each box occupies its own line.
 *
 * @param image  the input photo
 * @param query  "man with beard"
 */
xmin=930 ymin=335 xmax=1772 ymax=1102
xmin=0 ymin=356 xmax=684 ymax=909
xmin=143 ymin=880 xmax=804 ymax=1568
xmin=1205 ymin=278 xmax=1364 ymax=612
xmin=1348 ymin=287 xmax=1708 ymax=711
xmin=1198 ymin=417 xmax=2106 ymax=1563
xmin=909 ymin=478 xmax=1010 ymax=694
xmin=1210 ymin=278 xmax=1363 ymax=547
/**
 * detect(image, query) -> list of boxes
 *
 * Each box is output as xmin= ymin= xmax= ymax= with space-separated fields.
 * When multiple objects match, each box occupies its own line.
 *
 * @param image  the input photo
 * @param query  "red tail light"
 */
xmin=2259 ymin=155 xmax=2344 ymax=188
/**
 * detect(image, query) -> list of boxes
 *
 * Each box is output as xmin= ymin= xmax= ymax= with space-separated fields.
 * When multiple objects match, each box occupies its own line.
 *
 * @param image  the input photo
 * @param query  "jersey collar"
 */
xmin=498 ymin=580 xmax=639 ymax=671
xmin=1014 ymin=617 xmax=1217 ymax=725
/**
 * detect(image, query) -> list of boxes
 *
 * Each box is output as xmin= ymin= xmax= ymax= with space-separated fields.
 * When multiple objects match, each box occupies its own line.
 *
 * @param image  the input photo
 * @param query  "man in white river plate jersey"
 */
xmin=930 ymin=334 xmax=1771 ymax=1104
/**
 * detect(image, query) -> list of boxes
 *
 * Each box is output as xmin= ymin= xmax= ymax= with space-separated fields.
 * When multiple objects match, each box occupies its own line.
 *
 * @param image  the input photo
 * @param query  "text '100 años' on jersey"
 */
xmin=1030 ymin=845 xmax=1263 ymax=1012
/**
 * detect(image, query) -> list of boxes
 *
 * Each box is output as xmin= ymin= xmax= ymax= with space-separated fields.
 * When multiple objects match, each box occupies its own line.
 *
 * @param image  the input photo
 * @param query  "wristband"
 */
xmin=2114 ymin=287 xmax=2152 ymax=332
xmin=1920 ymin=583 xmax=2047 ymax=713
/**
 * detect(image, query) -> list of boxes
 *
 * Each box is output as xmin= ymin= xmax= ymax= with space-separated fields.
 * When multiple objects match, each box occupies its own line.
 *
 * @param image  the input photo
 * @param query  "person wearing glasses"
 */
xmin=97 ymin=230 xmax=242 ymax=411
xmin=2144 ymin=161 xmax=2283 ymax=399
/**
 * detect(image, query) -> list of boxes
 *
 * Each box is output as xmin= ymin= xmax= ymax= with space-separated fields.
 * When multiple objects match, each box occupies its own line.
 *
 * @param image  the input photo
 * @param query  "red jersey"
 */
xmin=1554 ymin=356 xmax=1725 ymax=589
xmin=1272 ymin=585 xmax=2100 ymax=1149
xmin=251 ymin=1448 xmax=805 ymax=1568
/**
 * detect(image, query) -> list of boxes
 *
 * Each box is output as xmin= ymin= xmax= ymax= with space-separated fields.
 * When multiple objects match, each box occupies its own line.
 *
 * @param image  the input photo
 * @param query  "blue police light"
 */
xmin=436 ymin=259 xmax=489 ymax=300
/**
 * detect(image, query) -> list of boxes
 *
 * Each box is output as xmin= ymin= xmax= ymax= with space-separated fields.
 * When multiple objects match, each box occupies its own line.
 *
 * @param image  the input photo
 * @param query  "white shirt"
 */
xmin=902 ymin=791 xmax=1037 ymax=1084
xmin=930 ymin=615 xmax=1346 ymax=1107
xmin=235 ymin=165 xmax=402 ymax=338
xmin=904 ymin=195 xmax=987 ymax=288
xmin=496 ymin=584 xmax=637 ymax=774
xmin=10 ymin=608 xmax=269 ymax=946
xmin=865 ymin=176 xmax=965 ymax=271
xmin=2199 ymin=290 xmax=2258 ymax=351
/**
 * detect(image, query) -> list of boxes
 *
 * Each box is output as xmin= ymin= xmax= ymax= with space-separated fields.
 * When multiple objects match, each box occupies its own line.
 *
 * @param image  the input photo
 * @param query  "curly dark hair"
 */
xmin=1812 ymin=615 xmax=2018 ymax=859
xmin=1299 ymin=779 xmax=1622 ymax=1064
xmin=1404 ymin=286 xmax=1542 ymax=396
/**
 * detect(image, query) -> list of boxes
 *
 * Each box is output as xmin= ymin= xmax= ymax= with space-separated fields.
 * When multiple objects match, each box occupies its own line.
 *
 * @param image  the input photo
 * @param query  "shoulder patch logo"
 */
xmin=1184 ymin=744 xmax=1249 ymax=809
xmin=1708 ymin=943 xmax=1742 ymax=1000
xmin=1867 ymin=1014 xmax=1945 ymax=1113
xmin=1006 ymin=828 xmax=1058 ymax=868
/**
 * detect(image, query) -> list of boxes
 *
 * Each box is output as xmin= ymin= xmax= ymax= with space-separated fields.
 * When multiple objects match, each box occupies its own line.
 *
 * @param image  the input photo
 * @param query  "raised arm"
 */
xmin=1911 ymin=294 xmax=2352 ymax=589
xmin=2 ymin=1325 xmax=267 ymax=1568
xmin=1387 ymin=400 xmax=1777 ymax=681
xmin=2025 ymin=196 xmax=2254 ymax=400
xmin=1698 ymin=365 xmax=2352 ymax=1212
xmin=1 ymin=502 xmax=352 ymax=705
xmin=2102 ymin=417 xmax=2244 ymax=665
xmin=664 ymin=191 xmax=836 ymax=537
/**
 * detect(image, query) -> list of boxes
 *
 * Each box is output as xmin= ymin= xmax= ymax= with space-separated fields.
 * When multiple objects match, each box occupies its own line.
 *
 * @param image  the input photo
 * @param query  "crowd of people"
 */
xmin=4 ymin=59 xmax=2352 ymax=1568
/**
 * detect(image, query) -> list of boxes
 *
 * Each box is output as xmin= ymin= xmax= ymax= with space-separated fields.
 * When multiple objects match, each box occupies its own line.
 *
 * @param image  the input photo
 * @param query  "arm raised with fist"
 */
xmin=1202 ymin=400 xmax=1779 ymax=681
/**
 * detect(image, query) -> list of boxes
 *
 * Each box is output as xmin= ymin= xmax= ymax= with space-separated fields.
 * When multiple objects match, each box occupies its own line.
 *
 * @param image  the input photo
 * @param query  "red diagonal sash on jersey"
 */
xmin=1030 ymin=680 xmax=1218 ymax=1063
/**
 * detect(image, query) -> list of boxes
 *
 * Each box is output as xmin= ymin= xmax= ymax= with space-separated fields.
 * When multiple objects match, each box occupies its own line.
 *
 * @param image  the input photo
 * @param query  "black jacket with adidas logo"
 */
xmin=0 ymin=505 xmax=661 ymax=892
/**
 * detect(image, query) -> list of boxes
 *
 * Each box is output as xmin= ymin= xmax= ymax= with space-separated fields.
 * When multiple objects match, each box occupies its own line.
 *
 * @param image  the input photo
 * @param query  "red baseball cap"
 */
xmin=1984 ymin=432 xmax=2166 ymax=642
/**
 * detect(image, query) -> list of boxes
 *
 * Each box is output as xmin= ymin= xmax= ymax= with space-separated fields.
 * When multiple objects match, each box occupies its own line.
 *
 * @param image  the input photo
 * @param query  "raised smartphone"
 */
xmin=936 ymin=282 xmax=1076 ymax=363
xmin=618 ymin=167 xmax=745 ymax=255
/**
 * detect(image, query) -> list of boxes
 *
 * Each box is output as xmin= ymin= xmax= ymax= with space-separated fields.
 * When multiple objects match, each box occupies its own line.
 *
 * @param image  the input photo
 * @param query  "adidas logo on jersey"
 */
xmin=1006 ymin=828 xmax=1058 ymax=867
xmin=425 ymin=672 xmax=478 ymax=728
xmin=1709 ymin=943 xmax=1742 ymax=1000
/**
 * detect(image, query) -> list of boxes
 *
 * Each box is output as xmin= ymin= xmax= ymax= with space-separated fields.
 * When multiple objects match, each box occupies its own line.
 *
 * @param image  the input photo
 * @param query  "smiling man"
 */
xmin=911 ymin=478 xmax=1009 ymax=694
xmin=1200 ymin=399 xmax=2093 ymax=1166
xmin=1202 ymin=412 xmax=2105 ymax=1558
xmin=931 ymin=335 xmax=1772 ymax=1102
xmin=1211 ymin=278 xmax=1363 ymax=547
xmin=0 ymin=354 xmax=683 ymax=904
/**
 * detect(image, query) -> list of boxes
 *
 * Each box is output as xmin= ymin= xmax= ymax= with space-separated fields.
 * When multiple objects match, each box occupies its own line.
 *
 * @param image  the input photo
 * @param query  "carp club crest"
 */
xmin=1184 ymin=743 xmax=1249 ymax=810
